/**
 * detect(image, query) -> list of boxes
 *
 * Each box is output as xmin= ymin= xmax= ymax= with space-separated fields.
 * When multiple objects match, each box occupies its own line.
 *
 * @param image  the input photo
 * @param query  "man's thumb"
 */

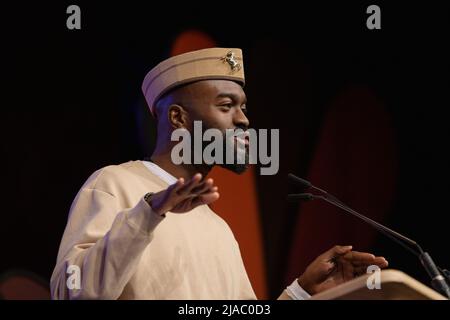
xmin=325 ymin=245 xmax=353 ymax=259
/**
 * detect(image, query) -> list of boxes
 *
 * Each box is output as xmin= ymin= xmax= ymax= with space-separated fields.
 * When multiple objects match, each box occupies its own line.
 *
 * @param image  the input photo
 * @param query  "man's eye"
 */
xmin=219 ymin=103 xmax=232 ymax=110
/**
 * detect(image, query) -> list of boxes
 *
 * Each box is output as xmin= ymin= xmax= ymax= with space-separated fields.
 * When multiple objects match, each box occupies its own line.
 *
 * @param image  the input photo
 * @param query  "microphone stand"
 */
xmin=287 ymin=174 xmax=450 ymax=299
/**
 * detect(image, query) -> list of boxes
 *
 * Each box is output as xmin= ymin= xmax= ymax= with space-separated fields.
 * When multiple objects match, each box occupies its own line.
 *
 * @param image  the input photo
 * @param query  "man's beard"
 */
xmin=192 ymin=125 xmax=250 ymax=174
xmin=219 ymin=142 xmax=249 ymax=174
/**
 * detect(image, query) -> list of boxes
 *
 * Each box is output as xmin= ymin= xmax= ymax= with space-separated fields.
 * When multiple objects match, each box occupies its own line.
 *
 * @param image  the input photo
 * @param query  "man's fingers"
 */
xmin=349 ymin=256 xmax=388 ymax=267
xmin=191 ymin=191 xmax=220 ymax=207
xmin=340 ymin=260 xmax=355 ymax=282
xmin=201 ymin=191 xmax=220 ymax=204
xmin=348 ymin=256 xmax=389 ymax=271
xmin=190 ymin=178 xmax=215 ymax=195
xmin=334 ymin=245 xmax=353 ymax=255
xmin=171 ymin=178 xmax=185 ymax=193
xmin=373 ymin=257 xmax=389 ymax=268
xmin=323 ymin=245 xmax=353 ymax=260
xmin=343 ymin=251 xmax=376 ymax=263
xmin=353 ymin=266 xmax=368 ymax=276
xmin=177 ymin=173 xmax=203 ymax=194
xmin=349 ymin=260 xmax=372 ymax=267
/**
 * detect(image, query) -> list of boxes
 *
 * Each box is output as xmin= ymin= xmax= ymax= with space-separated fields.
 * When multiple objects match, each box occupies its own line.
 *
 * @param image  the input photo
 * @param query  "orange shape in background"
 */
xmin=209 ymin=166 xmax=267 ymax=299
xmin=170 ymin=30 xmax=268 ymax=298
xmin=171 ymin=30 xmax=216 ymax=56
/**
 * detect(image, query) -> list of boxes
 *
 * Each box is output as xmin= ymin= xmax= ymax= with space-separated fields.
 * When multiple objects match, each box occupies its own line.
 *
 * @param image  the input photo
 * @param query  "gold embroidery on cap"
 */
xmin=221 ymin=51 xmax=241 ymax=73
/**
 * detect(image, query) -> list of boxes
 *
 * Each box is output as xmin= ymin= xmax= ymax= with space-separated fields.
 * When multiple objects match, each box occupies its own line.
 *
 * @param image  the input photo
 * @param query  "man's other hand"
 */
xmin=297 ymin=245 xmax=389 ymax=295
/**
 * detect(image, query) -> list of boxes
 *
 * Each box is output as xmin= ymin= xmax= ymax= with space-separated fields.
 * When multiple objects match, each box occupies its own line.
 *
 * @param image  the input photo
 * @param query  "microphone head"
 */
xmin=288 ymin=173 xmax=312 ymax=187
xmin=287 ymin=193 xmax=315 ymax=202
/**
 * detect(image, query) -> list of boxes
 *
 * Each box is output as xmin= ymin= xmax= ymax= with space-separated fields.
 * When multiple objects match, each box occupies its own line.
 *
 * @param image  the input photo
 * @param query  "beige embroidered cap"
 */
xmin=142 ymin=48 xmax=245 ymax=115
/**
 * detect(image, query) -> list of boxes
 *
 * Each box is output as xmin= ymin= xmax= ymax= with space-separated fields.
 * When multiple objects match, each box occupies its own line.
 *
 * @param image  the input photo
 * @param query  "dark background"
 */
xmin=1 ymin=2 xmax=449 ymax=298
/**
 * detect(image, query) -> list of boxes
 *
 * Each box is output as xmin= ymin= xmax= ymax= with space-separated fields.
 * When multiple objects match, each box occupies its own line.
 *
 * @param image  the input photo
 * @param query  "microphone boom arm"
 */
xmin=287 ymin=173 xmax=450 ymax=298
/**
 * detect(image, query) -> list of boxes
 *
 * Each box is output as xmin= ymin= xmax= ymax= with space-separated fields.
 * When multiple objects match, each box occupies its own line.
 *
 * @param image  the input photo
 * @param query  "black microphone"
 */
xmin=287 ymin=193 xmax=314 ymax=201
xmin=288 ymin=173 xmax=450 ymax=299
xmin=287 ymin=173 xmax=312 ymax=187
xmin=288 ymin=174 xmax=343 ymax=205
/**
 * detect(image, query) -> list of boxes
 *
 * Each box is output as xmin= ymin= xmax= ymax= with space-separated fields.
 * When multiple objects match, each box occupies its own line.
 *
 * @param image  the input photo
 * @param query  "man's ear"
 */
xmin=168 ymin=104 xmax=189 ymax=129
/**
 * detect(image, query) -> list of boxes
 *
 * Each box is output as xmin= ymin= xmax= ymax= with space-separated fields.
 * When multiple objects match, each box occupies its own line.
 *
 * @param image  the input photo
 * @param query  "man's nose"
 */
xmin=233 ymin=108 xmax=250 ymax=129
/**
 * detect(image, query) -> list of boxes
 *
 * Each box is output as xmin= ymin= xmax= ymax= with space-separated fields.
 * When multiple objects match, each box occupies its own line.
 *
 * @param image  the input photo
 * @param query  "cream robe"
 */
xmin=51 ymin=160 xmax=263 ymax=299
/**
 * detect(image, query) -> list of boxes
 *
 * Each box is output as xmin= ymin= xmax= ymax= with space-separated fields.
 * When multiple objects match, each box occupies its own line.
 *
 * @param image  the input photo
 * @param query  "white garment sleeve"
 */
xmin=285 ymin=279 xmax=311 ymax=300
xmin=278 ymin=279 xmax=311 ymax=300
xmin=50 ymin=188 xmax=165 ymax=300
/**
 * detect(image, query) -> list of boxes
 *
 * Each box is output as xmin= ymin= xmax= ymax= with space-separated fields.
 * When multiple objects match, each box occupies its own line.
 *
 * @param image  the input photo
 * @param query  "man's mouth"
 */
xmin=234 ymin=131 xmax=250 ymax=147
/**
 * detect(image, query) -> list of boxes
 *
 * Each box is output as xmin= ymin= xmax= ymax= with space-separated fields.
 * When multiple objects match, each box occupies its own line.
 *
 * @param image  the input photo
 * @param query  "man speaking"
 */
xmin=50 ymin=48 xmax=387 ymax=299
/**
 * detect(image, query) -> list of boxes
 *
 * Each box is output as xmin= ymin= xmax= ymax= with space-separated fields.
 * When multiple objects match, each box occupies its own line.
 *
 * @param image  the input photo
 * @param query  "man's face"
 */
xmin=182 ymin=80 xmax=250 ymax=173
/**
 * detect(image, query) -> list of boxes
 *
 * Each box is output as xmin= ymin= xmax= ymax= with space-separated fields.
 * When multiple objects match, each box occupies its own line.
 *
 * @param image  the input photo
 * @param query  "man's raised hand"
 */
xmin=148 ymin=173 xmax=220 ymax=216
